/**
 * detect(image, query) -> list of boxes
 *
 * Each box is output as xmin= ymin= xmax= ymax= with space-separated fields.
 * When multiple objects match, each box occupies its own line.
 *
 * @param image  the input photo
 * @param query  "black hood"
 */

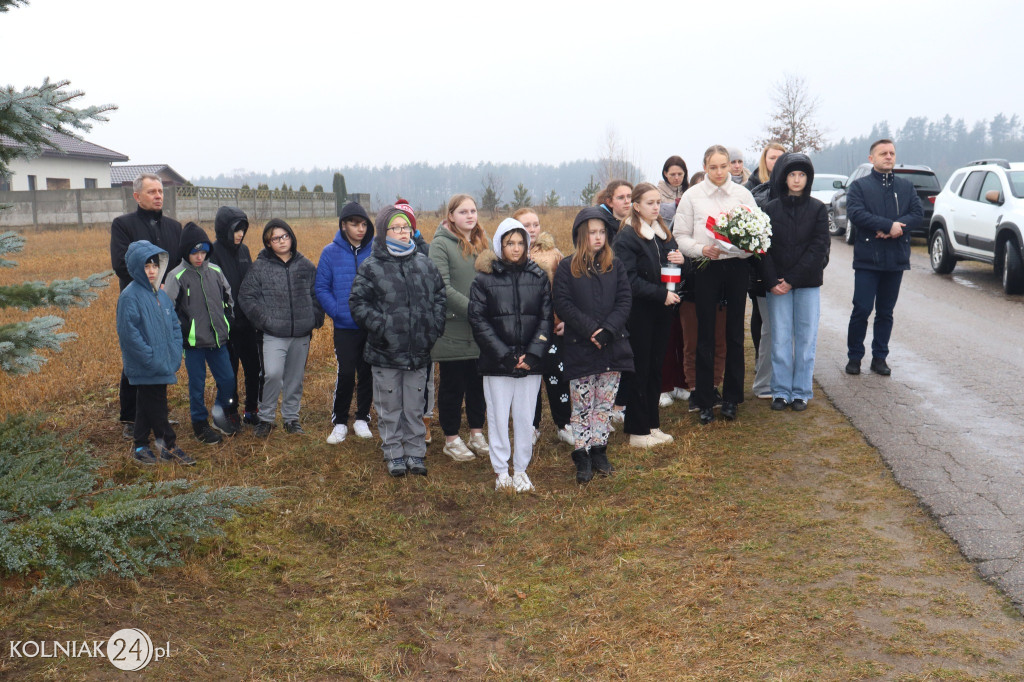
xmin=178 ymin=221 xmax=213 ymax=262
xmin=338 ymin=201 xmax=375 ymax=247
xmin=262 ymin=218 xmax=297 ymax=256
xmin=214 ymin=206 xmax=249 ymax=249
xmin=770 ymin=153 xmax=815 ymax=202
xmin=572 ymin=206 xmax=611 ymax=244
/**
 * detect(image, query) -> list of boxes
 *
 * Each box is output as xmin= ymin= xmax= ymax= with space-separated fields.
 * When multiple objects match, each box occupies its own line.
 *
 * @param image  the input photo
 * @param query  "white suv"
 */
xmin=929 ymin=159 xmax=1024 ymax=294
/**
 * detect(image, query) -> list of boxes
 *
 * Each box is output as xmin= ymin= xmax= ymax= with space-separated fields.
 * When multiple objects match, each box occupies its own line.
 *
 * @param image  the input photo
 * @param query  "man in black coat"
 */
xmin=844 ymin=139 xmax=923 ymax=377
xmin=110 ymin=173 xmax=182 ymax=434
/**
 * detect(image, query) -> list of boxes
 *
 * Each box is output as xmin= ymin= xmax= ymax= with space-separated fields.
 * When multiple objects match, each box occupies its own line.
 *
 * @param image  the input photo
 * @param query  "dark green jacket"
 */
xmin=429 ymin=223 xmax=483 ymax=361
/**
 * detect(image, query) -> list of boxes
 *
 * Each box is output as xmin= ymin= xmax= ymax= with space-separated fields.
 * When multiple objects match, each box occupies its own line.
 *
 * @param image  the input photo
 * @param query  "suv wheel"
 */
xmin=1002 ymin=240 xmax=1024 ymax=295
xmin=827 ymin=208 xmax=843 ymax=237
xmin=929 ymin=228 xmax=956 ymax=274
xmin=844 ymin=223 xmax=856 ymax=245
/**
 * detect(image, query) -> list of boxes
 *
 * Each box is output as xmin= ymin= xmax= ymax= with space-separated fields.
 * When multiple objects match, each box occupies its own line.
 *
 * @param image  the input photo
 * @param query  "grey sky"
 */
xmin=6 ymin=0 xmax=1023 ymax=181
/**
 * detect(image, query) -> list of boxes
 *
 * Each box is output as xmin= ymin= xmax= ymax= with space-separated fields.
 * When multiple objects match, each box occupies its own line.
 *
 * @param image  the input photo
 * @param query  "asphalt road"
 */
xmin=813 ymin=236 xmax=1024 ymax=608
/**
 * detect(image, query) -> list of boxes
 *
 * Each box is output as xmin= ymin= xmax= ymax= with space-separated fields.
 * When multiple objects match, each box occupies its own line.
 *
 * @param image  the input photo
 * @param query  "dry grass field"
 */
xmin=2 ymin=209 xmax=1024 ymax=680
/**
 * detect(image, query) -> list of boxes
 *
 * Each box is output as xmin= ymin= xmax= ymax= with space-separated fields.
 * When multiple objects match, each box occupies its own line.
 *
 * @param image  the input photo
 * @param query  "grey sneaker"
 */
xmin=284 ymin=421 xmax=305 ymax=435
xmin=211 ymin=405 xmax=240 ymax=436
xmin=405 ymin=456 xmax=427 ymax=476
xmin=253 ymin=420 xmax=274 ymax=438
xmin=132 ymin=445 xmax=158 ymax=465
xmin=156 ymin=441 xmax=196 ymax=466
xmin=386 ymin=458 xmax=407 ymax=477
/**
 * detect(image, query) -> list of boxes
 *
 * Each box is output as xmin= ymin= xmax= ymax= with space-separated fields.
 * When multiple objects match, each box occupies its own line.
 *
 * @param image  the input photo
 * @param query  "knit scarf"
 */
xmin=657 ymin=179 xmax=685 ymax=205
xmin=385 ymin=237 xmax=416 ymax=257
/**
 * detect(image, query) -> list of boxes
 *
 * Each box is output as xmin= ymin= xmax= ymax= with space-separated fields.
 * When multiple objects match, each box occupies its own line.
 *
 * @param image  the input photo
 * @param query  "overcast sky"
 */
xmin=6 ymin=0 xmax=1023 ymax=181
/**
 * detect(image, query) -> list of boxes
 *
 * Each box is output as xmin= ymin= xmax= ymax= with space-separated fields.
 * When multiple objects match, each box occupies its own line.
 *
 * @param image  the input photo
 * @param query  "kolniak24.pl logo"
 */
xmin=8 ymin=628 xmax=170 ymax=671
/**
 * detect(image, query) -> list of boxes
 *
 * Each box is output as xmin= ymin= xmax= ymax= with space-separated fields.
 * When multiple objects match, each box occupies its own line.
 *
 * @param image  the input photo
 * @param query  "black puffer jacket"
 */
xmin=597 ymin=204 xmax=622 ymax=242
xmin=208 ymin=206 xmax=253 ymax=324
xmin=612 ymin=221 xmax=681 ymax=307
xmin=553 ymin=256 xmax=634 ymax=381
xmin=238 ymin=219 xmax=324 ymax=338
xmin=468 ymin=250 xmax=553 ymax=377
xmin=349 ymin=207 xmax=446 ymax=370
xmin=759 ymin=153 xmax=831 ymax=290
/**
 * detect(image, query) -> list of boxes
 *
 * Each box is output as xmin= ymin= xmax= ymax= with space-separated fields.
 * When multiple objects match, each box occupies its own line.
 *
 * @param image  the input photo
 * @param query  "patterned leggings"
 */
xmin=569 ymin=372 xmax=620 ymax=451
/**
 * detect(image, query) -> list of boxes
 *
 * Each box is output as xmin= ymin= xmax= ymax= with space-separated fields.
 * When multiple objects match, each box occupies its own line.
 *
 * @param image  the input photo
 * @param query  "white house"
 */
xmin=0 ymin=130 xmax=128 ymax=191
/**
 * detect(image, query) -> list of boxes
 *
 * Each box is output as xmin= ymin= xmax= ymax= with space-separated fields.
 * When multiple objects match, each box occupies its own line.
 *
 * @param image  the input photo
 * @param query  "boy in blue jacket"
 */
xmin=116 ymin=240 xmax=194 ymax=465
xmin=164 ymin=222 xmax=239 ymax=445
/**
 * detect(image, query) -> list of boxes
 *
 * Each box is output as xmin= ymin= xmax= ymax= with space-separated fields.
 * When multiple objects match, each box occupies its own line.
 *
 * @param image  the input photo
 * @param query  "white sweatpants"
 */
xmin=483 ymin=374 xmax=541 ymax=476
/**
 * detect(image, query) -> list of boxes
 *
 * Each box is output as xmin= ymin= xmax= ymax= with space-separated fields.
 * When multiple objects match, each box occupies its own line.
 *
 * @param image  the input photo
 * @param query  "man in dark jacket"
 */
xmin=207 ymin=206 xmax=260 ymax=424
xmin=110 ymin=173 xmax=183 ymax=435
xmin=845 ymin=139 xmax=923 ymax=376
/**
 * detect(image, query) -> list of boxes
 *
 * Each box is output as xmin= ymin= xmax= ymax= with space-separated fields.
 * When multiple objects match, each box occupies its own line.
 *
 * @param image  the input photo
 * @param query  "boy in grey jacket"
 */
xmin=164 ymin=222 xmax=239 ymax=444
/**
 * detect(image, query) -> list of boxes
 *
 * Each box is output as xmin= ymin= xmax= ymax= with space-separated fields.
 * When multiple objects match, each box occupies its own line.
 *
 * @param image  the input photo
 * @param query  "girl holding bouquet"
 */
xmin=758 ymin=153 xmax=830 ymax=411
xmin=673 ymin=145 xmax=758 ymax=425
xmin=613 ymin=183 xmax=684 ymax=447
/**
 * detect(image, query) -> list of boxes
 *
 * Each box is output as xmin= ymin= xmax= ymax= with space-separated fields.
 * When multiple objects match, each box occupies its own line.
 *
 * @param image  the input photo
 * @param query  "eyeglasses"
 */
xmin=269 ymin=234 xmax=291 ymax=243
xmin=387 ymin=225 xmax=412 ymax=233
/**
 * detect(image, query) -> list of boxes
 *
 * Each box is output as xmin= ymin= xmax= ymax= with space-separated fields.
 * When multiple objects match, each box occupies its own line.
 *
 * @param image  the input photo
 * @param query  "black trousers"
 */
xmin=133 ymin=383 xmax=175 ymax=448
xmin=119 ymin=370 xmax=136 ymax=423
xmin=437 ymin=359 xmax=485 ymax=436
xmin=533 ymin=340 xmax=570 ymax=430
xmin=228 ymin=322 xmax=262 ymax=415
xmin=749 ymin=292 xmax=762 ymax=358
xmin=624 ymin=304 xmax=672 ymax=435
xmin=332 ymin=327 xmax=373 ymax=425
xmin=694 ymin=259 xmax=748 ymax=408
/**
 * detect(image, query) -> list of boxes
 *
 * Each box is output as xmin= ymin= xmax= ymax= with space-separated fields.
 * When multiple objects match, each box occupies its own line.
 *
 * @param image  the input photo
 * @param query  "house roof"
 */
xmin=110 ymin=164 xmax=188 ymax=186
xmin=0 ymin=129 xmax=129 ymax=162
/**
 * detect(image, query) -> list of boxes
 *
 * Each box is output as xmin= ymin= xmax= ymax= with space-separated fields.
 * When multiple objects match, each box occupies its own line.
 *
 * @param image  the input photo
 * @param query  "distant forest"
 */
xmin=812 ymin=113 xmax=1024 ymax=182
xmin=192 ymin=160 xmax=641 ymax=212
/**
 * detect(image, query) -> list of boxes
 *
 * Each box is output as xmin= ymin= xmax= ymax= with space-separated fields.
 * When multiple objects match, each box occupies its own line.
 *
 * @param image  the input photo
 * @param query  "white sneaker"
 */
xmin=468 ymin=432 xmax=490 ymax=456
xmin=755 ymin=392 xmax=772 ymax=400
xmin=671 ymin=387 xmax=691 ymax=400
xmin=658 ymin=392 xmax=674 ymax=407
xmin=629 ymin=434 xmax=661 ymax=448
xmin=610 ymin=408 xmax=625 ymax=424
xmin=650 ymin=428 xmax=674 ymax=443
xmin=495 ymin=472 xmax=514 ymax=491
xmin=556 ymin=426 xmax=574 ymax=445
xmin=326 ymin=424 xmax=347 ymax=444
xmin=353 ymin=419 xmax=372 ymax=438
xmin=512 ymin=471 xmax=535 ymax=493
xmin=532 ymin=428 xmax=540 ymax=445
xmin=443 ymin=437 xmax=475 ymax=462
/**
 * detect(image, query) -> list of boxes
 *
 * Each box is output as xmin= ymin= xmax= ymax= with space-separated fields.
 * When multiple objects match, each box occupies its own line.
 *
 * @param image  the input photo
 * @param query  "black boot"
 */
xmin=590 ymin=444 xmax=615 ymax=476
xmin=571 ymin=448 xmax=593 ymax=484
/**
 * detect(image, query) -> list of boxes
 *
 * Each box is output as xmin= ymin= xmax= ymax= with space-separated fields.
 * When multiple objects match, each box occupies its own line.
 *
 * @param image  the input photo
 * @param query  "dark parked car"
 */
xmin=829 ymin=163 xmax=940 ymax=243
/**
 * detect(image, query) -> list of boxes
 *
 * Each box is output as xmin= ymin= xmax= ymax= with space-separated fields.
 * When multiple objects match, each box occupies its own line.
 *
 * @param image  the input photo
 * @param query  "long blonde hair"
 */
xmin=756 ymin=142 xmax=787 ymax=184
xmin=445 ymin=194 xmax=488 ymax=258
xmin=570 ymin=218 xmax=614 ymax=278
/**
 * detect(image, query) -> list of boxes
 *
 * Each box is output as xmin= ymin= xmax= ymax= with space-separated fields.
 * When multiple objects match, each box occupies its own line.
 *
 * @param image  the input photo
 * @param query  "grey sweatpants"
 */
xmin=752 ymin=296 xmax=773 ymax=396
xmin=258 ymin=334 xmax=310 ymax=423
xmin=373 ymin=366 xmax=428 ymax=462
xmin=483 ymin=374 xmax=542 ymax=476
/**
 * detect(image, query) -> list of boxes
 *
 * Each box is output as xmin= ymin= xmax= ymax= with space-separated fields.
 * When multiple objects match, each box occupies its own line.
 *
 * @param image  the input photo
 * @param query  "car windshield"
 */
xmin=897 ymin=171 xmax=941 ymax=190
xmin=1008 ymin=171 xmax=1024 ymax=198
xmin=811 ymin=177 xmax=844 ymax=191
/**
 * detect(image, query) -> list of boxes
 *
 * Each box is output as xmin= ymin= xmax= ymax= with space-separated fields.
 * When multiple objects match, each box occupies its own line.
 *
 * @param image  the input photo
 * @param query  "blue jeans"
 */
xmin=847 ymin=269 xmax=903 ymax=361
xmin=766 ymin=287 xmax=820 ymax=402
xmin=184 ymin=346 xmax=236 ymax=422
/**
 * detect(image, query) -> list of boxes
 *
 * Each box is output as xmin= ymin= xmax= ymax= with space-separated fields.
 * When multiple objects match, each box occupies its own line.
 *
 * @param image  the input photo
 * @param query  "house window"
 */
xmin=84 ymin=178 xmax=97 ymax=189
xmin=46 ymin=178 xmax=71 ymax=190
xmin=0 ymin=176 xmax=10 ymax=192
xmin=27 ymin=175 xmax=37 ymax=191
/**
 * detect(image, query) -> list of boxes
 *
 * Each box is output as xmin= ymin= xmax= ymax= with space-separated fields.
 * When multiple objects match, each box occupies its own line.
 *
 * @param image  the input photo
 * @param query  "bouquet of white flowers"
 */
xmin=703 ymin=205 xmax=772 ymax=260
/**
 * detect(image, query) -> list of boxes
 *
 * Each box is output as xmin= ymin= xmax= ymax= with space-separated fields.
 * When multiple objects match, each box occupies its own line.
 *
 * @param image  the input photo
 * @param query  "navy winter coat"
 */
xmin=116 ymin=240 xmax=183 ymax=385
xmin=847 ymin=168 xmax=923 ymax=272
xmin=315 ymin=203 xmax=375 ymax=330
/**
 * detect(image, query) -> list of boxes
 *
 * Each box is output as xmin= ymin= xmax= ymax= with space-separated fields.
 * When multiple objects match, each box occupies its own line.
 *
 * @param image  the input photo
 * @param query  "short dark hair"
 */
xmin=869 ymin=138 xmax=894 ymax=154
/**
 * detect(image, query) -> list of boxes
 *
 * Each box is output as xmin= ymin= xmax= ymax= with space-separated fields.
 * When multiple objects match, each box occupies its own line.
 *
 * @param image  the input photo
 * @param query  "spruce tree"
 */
xmin=332 ymin=172 xmax=347 ymax=216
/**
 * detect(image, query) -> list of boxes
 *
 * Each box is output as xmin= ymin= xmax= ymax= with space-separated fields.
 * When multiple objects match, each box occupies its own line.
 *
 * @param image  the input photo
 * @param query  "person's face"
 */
xmin=869 ymin=143 xmax=896 ymax=172
xmin=635 ymin=189 xmax=662 ymax=224
xmin=387 ymin=216 xmax=412 ymax=244
xmin=449 ymin=200 xmax=478 ymax=233
xmin=134 ymin=178 xmax=164 ymax=211
xmin=342 ymin=217 xmax=368 ymax=245
xmin=518 ymin=212 xmax=541 ymax=242
xmin=665 ymin=165 xmax=686 ymax=188
xmin=609 ymin=185 xmax=632 ymax=220
xmin=730 ymin=158 xmax=745 ymax=177
xmin=705 ymin=153 xmax=731 ymax=186
xmin=587 ymin=219 xmax=606 ymax=253
xmin=501 ymin=231 xmax=526 ymax=262
xmin=268 ymin=228 xmax=292 ymax=256
xmin=144 ymin=262 xmax=159 ymax=284
xmin=188 ymin=249 xmax=206 ymax=267
xmin=765 ymin=148 xmax=784 ymax=173
xmin=787 ymin=171 xmax=807 ymax=195
xmin=233 ymin=228 xmax=245 ymax=245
